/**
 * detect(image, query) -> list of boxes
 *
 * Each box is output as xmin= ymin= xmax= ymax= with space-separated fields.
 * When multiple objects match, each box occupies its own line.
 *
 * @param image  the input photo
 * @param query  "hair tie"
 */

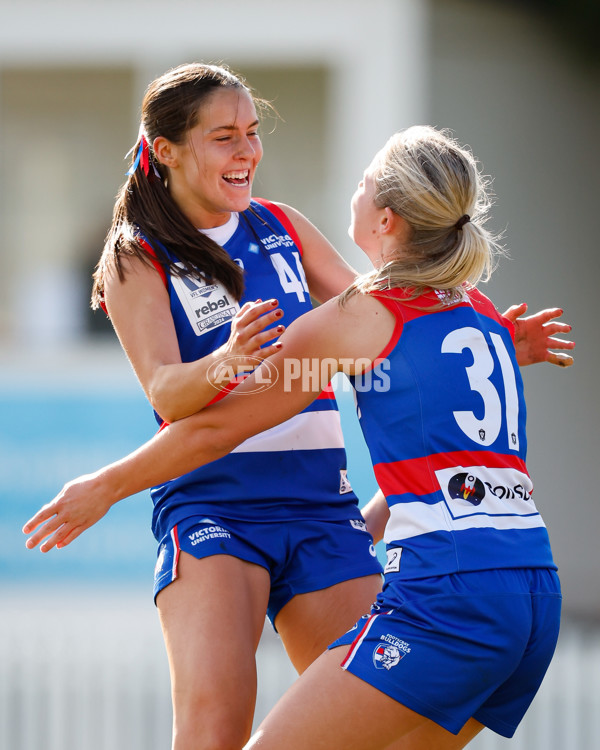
xmin=126 ymin=134 xmax=151 ymax=177
xmin=455 ymin=214 xmax=471 ymax=230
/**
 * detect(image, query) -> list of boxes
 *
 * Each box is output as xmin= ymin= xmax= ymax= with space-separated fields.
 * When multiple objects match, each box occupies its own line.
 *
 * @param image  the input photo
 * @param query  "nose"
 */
xmin=236 ymin=135 xmax=260 ymax=162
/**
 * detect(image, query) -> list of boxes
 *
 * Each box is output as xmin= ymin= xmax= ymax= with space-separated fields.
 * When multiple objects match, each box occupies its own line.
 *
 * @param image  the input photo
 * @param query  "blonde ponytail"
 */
xmin=342 ymin=126 xmax=503 ymax=305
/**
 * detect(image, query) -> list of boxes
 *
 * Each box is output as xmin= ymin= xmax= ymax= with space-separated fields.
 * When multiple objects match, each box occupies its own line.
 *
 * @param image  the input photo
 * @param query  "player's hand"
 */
xmin=22 ymin=472 xmax=115 ymax=553
xmin=221 ymin=298 xmax=285 ymax=365
xmin=504 ymin=303 xmax=575 ymax=367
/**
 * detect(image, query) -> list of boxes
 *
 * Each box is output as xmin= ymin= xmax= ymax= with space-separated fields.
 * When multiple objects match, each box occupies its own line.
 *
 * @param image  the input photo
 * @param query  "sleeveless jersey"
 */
xmin=350 ymin=286 xmax=556 ymax=579
xmin=147 ymin=199 xmax=358 ymax=541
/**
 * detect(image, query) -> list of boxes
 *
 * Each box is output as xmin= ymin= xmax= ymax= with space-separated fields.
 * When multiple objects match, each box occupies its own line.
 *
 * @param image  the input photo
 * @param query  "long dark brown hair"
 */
xmin=92 ymin=63 xmax=271 ymax=309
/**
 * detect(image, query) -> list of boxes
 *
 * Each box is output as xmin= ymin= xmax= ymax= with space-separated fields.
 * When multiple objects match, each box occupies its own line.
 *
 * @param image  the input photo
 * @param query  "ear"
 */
xmin=379 ymin=206 xmax=397 ymax=234
xmin=153 ymin=136 xmax=178 ymax=168
xmin=380 ymin=208 xmax=410 ymax=241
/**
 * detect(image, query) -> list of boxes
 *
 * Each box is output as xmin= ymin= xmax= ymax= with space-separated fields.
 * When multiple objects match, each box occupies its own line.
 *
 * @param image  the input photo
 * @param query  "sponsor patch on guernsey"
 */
xmin=435 ymin=465 xmax=535 ymax=517
xmin=171 ymin=264 xmax=240 ymax=336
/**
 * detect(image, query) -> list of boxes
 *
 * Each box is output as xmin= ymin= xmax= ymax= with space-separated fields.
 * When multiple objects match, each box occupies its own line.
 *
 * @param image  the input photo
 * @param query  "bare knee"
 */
xmin=172 ymin=698 xmax=254 ymax=750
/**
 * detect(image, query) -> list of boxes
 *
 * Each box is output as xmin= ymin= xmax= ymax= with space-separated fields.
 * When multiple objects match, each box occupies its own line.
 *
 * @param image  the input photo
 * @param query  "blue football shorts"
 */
xmin=153 ymin=513 xmax=383 ymax=624
xmin=328 ymin=567 xmax=561 ymax=738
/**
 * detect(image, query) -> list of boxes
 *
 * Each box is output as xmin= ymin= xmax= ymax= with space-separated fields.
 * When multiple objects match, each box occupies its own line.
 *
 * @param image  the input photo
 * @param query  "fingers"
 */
xmin=543 ymin=323 xmax=573 ymax=339
xmin=22 ymin=505 xmax=62 ymax=550
xmin=24 ymin=508 xmax=85 ymax=552
xmin=546 ymin=351 xmax=574 ymax=368
xmin=22 ymin=502 xmax=57 ymax=536
xmin=56 ymin=526 xmax=85 ymax=549
xmin=24 ymin=514 xmax=63 ymax=551
xmin=234 ymin=298 xmax=282 ymax=328
xmin=502 ymin=303 xmax=527 ymax=322
xmin=532 ymin=308 xmax=566 ymax=324
xmin=23 ymin=492 xmax=79 ymax=552
xmin=254 ymin=340 xmax=284 ymax=361
xmin=230 ymin=299 xmax=285 ymax=355
xmin=546 ymin=334 xmax=575 ymax=350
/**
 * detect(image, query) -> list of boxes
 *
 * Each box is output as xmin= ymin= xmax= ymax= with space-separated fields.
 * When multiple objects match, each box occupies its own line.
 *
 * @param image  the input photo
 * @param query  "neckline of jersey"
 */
xmin=198 ymin=212 xmax=240 ymax=245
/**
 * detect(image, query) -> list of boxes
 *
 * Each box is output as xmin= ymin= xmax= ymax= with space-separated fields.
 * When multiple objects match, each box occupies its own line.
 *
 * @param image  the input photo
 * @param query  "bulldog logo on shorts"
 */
xmin=373 ymin=643 xmax=403 ymax=670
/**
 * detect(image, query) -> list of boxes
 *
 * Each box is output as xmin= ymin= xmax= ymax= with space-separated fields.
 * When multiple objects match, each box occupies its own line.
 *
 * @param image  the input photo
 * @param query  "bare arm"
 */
xmin=23 ymin=294 xmax=395 ymax=553
xmin=104 ymin=255 xmax=286 ymax=423
xmin=361 ymin=489 xmax=390 ymax=545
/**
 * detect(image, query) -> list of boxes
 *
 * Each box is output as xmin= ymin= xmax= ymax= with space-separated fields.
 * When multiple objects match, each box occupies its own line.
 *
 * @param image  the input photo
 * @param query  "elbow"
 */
xmin=207 ymin=423 xmax=244 ymax=459
xmin=179 ymin=417 xmax=243 ymax=466
xmin=153 ymin=402 xmax=186 ymax=426
xmin=148 ymin=381 xmax=190 ymax=425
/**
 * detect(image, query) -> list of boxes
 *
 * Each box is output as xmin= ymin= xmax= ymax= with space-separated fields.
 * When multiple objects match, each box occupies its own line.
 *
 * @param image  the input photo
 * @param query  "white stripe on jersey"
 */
xmin=231 ymin=409 xmax=344 ymax=453
xmin=341 ymin=614 xmax=379 ymax=671
xmin=384 ymin=499 xmax=546 ymax=544
xmin=170 ymin=527 xmax=180 ymax=580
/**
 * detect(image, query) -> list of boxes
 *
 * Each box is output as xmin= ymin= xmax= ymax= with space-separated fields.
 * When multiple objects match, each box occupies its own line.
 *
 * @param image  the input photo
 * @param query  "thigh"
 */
xmin=157 ymin=552 xmax=271 ymax=727
xmin=267 ymin=516 xmax=383 ymax=627
xmin=275 ymin=573 xmax=382 ymax=673
xmin=383 ymin=718 xmax=484 ymax=750
xmin=245 ymin=647 xmax=448 ymax=750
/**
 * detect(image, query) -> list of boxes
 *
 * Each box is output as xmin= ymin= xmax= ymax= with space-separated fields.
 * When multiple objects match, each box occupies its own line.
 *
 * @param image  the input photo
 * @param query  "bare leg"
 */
xmin=274 ymin=575 xmax=484 ymax=749
xmin=383 ymin=718 xmax=484 ymax=750
xmin=244 ymin=647 xmax=473 ymax=750
xmin=275 ymin=573 xmax=382 ymax=672
xmin=157 ymin=552 xmax=271 ymax=750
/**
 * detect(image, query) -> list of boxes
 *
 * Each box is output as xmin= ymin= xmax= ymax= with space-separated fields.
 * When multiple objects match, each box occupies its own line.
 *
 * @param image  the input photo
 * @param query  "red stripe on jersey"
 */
xmin=98 ymin=236 xmax=168 ymax=315
xmin=137 ymin=236 xmax=168 ymax=287
xmin=374 ymin=450 xmax=529 ymax=498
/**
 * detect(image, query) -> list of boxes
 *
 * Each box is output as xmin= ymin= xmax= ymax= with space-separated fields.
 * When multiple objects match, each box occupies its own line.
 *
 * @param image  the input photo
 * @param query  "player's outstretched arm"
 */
xmin=504 ymin=303 xmax=575 ymax=367
xmin=23 ymin=294 xmax=387 ymax=554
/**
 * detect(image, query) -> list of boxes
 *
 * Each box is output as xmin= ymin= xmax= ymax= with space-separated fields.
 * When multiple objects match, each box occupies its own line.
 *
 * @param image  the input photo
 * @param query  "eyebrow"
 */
xmin=208 ymin=120 xmax=260 ymax=134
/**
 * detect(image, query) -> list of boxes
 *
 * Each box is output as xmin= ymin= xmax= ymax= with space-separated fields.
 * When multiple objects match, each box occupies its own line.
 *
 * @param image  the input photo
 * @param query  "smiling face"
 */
xmin=158 ymin=86 xmax=263 ymax=228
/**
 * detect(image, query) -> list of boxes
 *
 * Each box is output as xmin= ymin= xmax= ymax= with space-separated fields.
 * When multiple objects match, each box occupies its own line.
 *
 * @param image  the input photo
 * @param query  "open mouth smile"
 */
xmin=223 ymin=170 xmax=250 ymax=186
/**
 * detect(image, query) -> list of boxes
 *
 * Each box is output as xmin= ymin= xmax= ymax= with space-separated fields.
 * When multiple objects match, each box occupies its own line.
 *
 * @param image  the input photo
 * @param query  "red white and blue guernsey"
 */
xmin=353 ymin=286 xmax=556 ymax=579
xmin=145 ymin=199 xmax=358 ymax=543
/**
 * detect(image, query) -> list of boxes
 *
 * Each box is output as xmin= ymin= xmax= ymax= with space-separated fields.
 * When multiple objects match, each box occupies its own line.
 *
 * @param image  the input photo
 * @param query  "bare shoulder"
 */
xmin=264 ymin=200 xmax=324 ymax=240
xmin=104 ymin=249 xmax=167 ymax=299
xmin=281 ymin=292 xmax=396 ymax=365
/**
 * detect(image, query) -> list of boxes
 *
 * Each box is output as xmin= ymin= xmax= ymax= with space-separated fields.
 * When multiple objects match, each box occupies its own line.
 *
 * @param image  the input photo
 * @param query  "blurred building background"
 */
xmin=1 ymin=0 xmax=598 ymax=748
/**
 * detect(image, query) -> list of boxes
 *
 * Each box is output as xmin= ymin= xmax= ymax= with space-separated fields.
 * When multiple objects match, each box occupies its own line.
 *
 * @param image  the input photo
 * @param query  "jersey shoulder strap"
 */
xmin=137 ymin=236 xmax=168 ymax=287
xmin=253 ymin=198 xmax=304 ymax=256
xmin=98 ymin=236 xmax=168 ymax=315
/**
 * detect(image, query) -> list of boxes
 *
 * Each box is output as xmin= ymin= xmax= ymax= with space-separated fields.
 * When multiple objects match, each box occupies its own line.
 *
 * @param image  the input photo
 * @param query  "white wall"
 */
xmin=429 ymin=0 xmax=600 ymax=620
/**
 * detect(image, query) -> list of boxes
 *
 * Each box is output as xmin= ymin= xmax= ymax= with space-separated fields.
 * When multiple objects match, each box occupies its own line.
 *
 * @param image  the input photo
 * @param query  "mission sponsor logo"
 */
xmin=448 ymin=471 xmax=534 ymax=506
xmin=448 ymin=472 xmax=486 ymax=506
xmin=436 ymin=466 xmax=537 ymax=517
